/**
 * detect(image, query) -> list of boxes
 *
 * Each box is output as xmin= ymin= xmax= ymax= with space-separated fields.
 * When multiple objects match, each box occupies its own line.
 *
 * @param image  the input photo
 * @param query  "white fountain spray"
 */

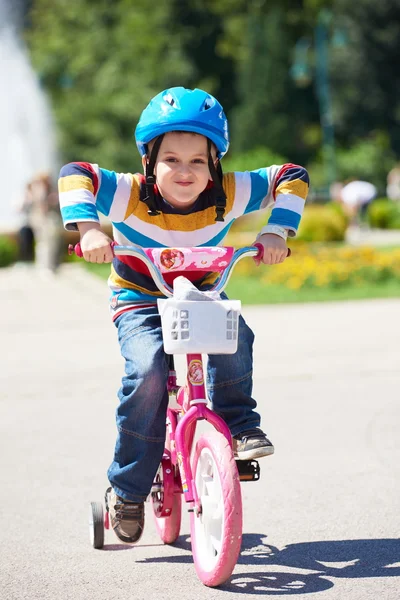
xmin=0 ymin=0 xmax=57 ymax=232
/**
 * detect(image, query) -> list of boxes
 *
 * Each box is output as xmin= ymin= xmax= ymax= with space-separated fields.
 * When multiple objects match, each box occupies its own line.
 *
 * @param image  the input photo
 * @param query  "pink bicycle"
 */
xmin=73 ymin=243 xmax=268 ymax=587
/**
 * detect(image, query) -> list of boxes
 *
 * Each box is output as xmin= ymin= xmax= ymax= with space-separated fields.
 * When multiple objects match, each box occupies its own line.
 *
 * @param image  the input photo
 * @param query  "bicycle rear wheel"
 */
xmin=151 ymin=451 xmax=182 ymax=544
xmin=153 ymin=489 xmax=182 ymax=544
xmin=190 ymin=430 xmax=242 ymax=587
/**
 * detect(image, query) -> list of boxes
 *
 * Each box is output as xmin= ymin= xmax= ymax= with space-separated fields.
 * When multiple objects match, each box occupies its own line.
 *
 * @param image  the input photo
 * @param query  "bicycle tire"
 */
xmin=151 ymin=453 xmax=182 ymax=544
xmin=190 ymin=430 xmax=242 ymax=587
xmin=89 ymin=501 xmax=104 ymax=549
xmin=153 ymin=491 xmax=182 ymax=544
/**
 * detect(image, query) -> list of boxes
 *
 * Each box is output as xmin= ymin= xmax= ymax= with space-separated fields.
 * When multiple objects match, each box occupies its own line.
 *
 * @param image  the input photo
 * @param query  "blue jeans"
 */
xmin=108 ymin=305 xmax=261 ymax=502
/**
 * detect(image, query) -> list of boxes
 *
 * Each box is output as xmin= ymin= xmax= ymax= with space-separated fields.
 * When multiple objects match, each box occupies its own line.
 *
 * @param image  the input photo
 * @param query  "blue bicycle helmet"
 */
xmin=135 ymin=87 xmax=229 ymax=159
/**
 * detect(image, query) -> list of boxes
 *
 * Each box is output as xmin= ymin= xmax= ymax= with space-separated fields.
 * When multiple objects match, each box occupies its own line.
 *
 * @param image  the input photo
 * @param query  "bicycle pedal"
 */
xmin=236 ymin=459 xmax=260 ymax=482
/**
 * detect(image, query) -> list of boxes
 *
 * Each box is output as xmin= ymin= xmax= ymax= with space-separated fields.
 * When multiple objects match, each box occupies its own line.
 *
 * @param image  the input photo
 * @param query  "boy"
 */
xmin=59 ymin=87 xmax=309 ymax=544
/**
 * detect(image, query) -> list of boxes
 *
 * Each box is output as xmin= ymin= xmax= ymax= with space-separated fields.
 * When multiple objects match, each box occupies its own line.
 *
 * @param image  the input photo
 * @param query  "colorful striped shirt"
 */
xmin=59 ymin=162 xmax=309 ymax=318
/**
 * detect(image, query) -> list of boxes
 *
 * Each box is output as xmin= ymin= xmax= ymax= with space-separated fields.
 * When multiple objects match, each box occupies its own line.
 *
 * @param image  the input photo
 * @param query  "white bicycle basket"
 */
xmin=157 ymin=298 xmax=241 ymax=354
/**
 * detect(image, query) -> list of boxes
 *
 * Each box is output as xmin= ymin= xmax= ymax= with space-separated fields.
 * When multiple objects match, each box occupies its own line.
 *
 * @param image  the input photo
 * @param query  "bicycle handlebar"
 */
xmin=68 ymin=243 xmax=291 ymax=298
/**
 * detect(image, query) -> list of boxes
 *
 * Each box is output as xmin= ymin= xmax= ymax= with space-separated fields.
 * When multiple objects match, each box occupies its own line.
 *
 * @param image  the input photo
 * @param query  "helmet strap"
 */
xmin=143 ymin=135 xmax=164 ymax=216
xmin=207 ymin=139 xmax=226 ymax=222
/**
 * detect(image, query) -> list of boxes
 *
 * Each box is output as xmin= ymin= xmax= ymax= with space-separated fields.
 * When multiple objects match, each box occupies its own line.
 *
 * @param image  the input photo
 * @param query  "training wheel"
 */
xmin=89 ymin=501 xmax=104 ymax=549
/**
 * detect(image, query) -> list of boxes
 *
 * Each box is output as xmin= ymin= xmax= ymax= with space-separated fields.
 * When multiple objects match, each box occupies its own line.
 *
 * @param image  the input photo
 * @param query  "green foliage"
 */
xmin=332 ymin=0 xmax=400 ymax=156
xmin=228 ymin=210 xmax=270 ymax=235
xmin=230 ymin=4 xmax=318 ymax=164
xmin=367 ymin=199 xmax=400 ymax=230
xmin=335 ymin=133 xmax=396 ymax=189
xmin=24 ymin=0 xmax=400 ymax=183
xmin=308 ymin=132 xmax=396 ymax=191
xmin=223 ymin=147 xmax=287 ymax=173
xmin=297 ymin=203 xmax=348 ymax=242
xmin=232 ymin=7 xmax=290 ymax=153
xmin=27 ymin=0 xmax=192 ymax=171
xmin=25 ymin=0 xmax=323 ymax=171
xmin=227 ymin=199 xmax=349 ymax=243
xmin=0 ymin=236 xmax=18 ymax=267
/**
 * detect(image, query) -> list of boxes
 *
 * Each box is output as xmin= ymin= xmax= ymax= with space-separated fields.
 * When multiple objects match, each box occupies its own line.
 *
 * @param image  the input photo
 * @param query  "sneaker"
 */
xmin=106 ymin=487 xmax=145 ymax=544
xmin=233 ymin=428 xmax=275 ymax=460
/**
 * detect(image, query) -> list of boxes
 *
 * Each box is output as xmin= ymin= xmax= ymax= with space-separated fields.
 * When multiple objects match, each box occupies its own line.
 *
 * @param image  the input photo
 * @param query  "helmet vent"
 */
xmin=163 ymin=93 xmax=175 ymax=106
xmin=203 ymin=97 xmax=215 ymax=111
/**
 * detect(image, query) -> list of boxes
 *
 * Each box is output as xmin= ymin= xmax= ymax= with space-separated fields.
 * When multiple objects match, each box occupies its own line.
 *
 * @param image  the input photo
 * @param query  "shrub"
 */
xmin=232 ymin=244 xmax=400 ymax=291
xmin=307 ymin=132 xmax=396 ymax=192
xmin=367 ymin=198 xmax=400 ymax=230
xmin=297 ymin=203 xmax=348 ymax=242
xmin=0 ymin=235 xmax=18 ymax=267
xmin=229 ymin=209 xmax=271 ymax=233
xmin=228 ymin=202 xmax=348 ymax=243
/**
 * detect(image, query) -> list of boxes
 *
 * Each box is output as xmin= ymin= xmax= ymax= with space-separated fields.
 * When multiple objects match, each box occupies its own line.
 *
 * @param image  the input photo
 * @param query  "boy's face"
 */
xmin=143 ymin=132 xmax=217 ymax=209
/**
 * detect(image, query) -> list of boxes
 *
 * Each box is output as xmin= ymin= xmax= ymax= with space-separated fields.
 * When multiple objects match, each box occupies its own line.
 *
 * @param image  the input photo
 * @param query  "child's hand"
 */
xmin=78 ymin=224 xmax=114 ymax=263
xmin=253 ymin=233 xmax=288 ymax=265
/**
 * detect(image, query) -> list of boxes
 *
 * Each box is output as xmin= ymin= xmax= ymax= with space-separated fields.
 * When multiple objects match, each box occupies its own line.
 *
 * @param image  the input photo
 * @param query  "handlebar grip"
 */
xmin=67 ymin=241 xmax=116 ymax=258
xmin=68 ymin=243 xmax=83 ymax=257
xmin=254 ymin=243 xmax=291 ymax=262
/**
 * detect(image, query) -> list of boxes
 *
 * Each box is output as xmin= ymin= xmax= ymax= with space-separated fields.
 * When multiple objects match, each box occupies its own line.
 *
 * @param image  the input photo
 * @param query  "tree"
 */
xmin=26 ymin=0 xmax=400 ymax=180
xmin=171 ymin=0 xmax=237 ymax=114
xmin=210 ymin=0 xmax=324 ymax=165
xmin=331 ymin=0 xmax=400 ymax=156
xmin=27 ymin=0 xmax=192 ymax=171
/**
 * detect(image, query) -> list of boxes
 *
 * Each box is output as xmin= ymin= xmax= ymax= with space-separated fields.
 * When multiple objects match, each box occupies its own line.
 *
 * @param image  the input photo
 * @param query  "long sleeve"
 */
xmin=58 ymin=162 xmax=101 ymax=230
xmin=58 ymin=162 xmax=139 ymax=231
xmin=234 ymin=163 xmax=309 ymax=237
xmin=267 ymin=164 xmax=309 ymax=235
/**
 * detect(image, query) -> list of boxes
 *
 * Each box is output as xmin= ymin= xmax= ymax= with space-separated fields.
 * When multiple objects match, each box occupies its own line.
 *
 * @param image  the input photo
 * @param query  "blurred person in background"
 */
xmin=23 ymin=172 xmax=63 ymax=274
xmin=386 ymin=164 xmax=400 ymax=202
xmin=16 ymin=181 xmax=36 ymax=263
xmin=330 ymin=179 xmax=377 ymax=227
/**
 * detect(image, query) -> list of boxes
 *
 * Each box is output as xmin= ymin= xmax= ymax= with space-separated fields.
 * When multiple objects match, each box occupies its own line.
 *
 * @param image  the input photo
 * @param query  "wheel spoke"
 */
xmin=194 ymin=448 xmax=225 ymax=565
xmin=208 ymin=516 xmax=223 ymax=553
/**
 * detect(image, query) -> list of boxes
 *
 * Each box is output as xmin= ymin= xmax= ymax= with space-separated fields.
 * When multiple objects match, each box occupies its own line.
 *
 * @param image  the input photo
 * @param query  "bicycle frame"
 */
xmin=69 ymin=242 xmax=264 ymax=511
xmin=106 ymin=243 xmax=262 ymax=512
xmin=166 ymin=352 xmax=232 ymax=512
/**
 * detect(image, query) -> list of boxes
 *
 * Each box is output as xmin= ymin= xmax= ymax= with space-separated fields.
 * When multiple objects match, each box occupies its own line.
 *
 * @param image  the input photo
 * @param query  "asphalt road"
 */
xmin=1 ymin=263 xmax=399 ymax=600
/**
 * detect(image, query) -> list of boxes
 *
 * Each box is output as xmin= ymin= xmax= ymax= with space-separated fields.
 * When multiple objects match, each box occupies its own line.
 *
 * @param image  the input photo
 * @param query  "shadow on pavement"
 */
xmin=238 ymin=535 xmax=400 ymax=578
xmin=222 ymin=571 xmax=333 ymax=595
xmin=135 ymin=534 xmax=400 ymax=594
xmin=103 ymin=542 xmax=166 ymax=551
xmin=220 ymin=535 xmax=400 ymax=594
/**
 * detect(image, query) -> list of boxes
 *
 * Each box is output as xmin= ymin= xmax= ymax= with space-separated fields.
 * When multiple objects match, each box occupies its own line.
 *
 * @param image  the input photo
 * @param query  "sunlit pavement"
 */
xmin=1 ymin=263 xmax=399 ymax=600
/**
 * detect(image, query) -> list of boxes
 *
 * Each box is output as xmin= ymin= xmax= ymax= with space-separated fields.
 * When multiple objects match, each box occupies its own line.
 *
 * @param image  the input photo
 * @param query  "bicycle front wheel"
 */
xmin=190 ymin=430 xmax=243 ymax=587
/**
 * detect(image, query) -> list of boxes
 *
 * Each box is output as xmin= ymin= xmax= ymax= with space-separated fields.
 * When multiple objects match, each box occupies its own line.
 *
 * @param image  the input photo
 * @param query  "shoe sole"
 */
xmin=114 ymin=532 xmax=143 ymax=544
xmin=111 ymin=523 xmax=144 ymax=544
xmin=235 ymin=446 xmax=275 ymax=461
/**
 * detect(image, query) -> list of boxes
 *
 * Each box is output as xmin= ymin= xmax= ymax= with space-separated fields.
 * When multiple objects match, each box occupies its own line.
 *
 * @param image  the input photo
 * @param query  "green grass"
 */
xmin=83 ymin=262 xmax=400 ymax=304
xmin=226 ymin=276 xmax=400 ymax=304
xmin=84 ymin=262 xmax=111 ymax=278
